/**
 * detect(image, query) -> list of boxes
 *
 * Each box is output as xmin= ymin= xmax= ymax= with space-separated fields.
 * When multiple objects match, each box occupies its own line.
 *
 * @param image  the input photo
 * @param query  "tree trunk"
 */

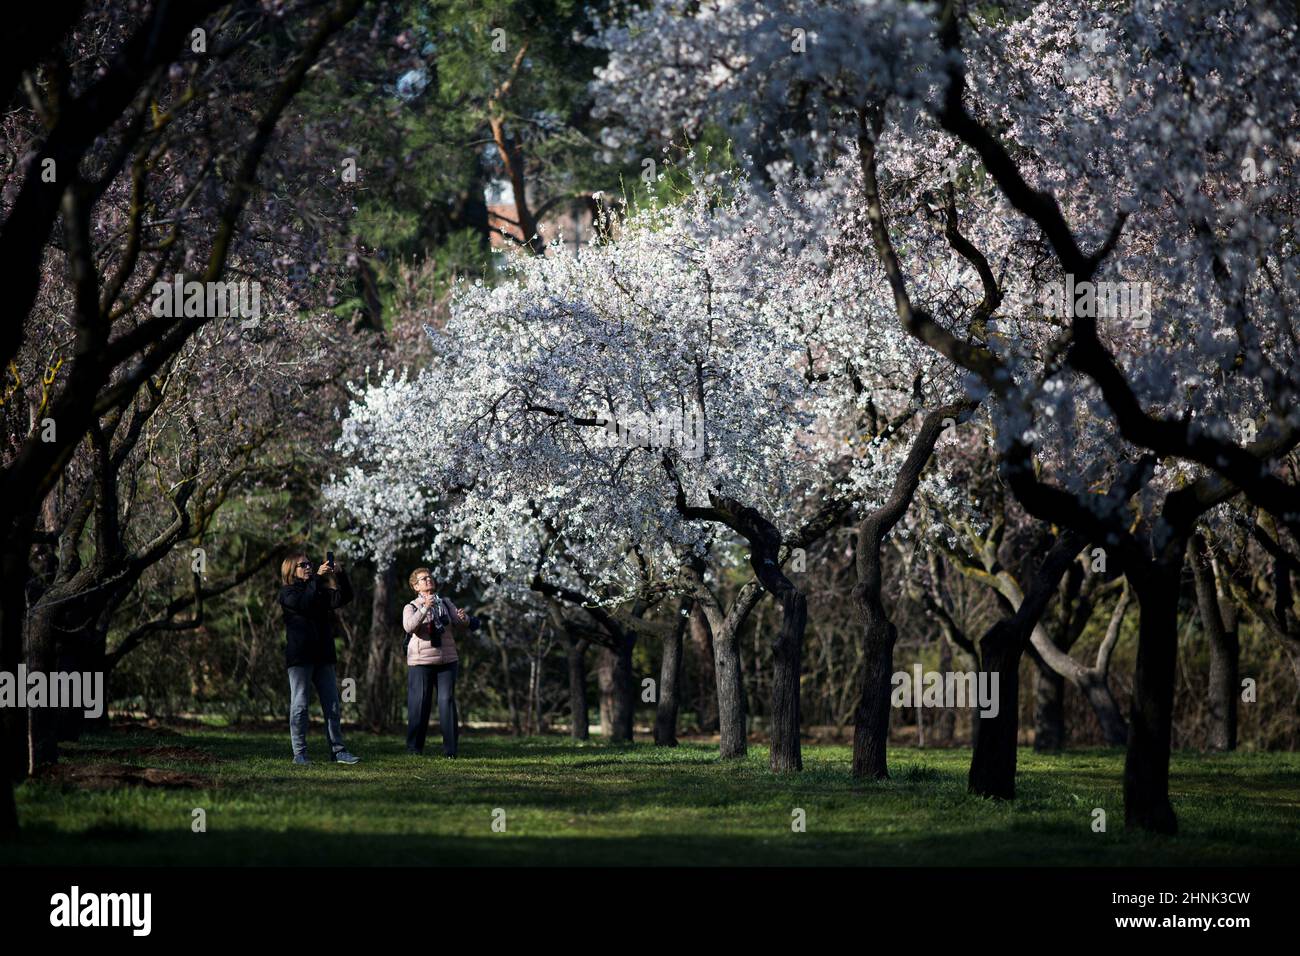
xmin=1124 ymin=559 xmax=1181 ymax=834
xmin=712 ymin=612 xmax=747 ymax=758
xmin=850 ymin=404 xmax=968 ymax=778
xmin=1026 ymin=583 xmax=1130 ymax=746
xmin=1031 ymin=653 xmax=1066 ymax=752
xmin=968 ymin=625 xmax=1022 ymax=798
xmin=2 ymin=531 xmax=32 ymax=836
xmin=531 ymin=624 xmax=546 ymax=735
xmin=567 ymin=636 xmax=589 ymax=740
xmin=1080 ymin=673 xmax=1129 ymax=746
xmin=691 ymin=604 xmax=718 ymax=732
xmin=848 ymin=577 xmax=898 ymax=780
xmin=362 ymin=562 xmax=396 ymax=732
xmin=968 ymin=531 xmax=1085 ymax=798
xmin=654 ymin=603 xmax=689 ymax=747
xmin=487 ymin=620 xmax=521 ymax=735
xmin=935 ymin=636 xmax=956 ymax=745
xmin=25 ymin=602 xmax=59 ymax=772
xmin=597 ymin=647 xmax=615 ymax=738
xmin=1191 ymin=535 xmax=1238 ymax=751
xmin=685 ymin=573 xmax=762 ymax=760
xmin=852 ymin=606 xmax=896 ymax=779
xmin=768 ymin=588 xmax=807 ymax=771
xmin=58 ymin=617 xmax=109 ymax=742
xmin=610 ymin=632 xmax=635 ymax=742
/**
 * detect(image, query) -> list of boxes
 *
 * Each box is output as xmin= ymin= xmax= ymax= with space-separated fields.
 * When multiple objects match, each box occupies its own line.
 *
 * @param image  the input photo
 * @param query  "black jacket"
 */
xmin=279 ymin=572 xmax=353 ymax=668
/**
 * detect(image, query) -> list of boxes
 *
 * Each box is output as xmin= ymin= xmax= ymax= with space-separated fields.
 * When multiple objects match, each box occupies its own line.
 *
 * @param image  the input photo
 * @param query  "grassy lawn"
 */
xmin=5 ymin=725 xmax=1298 ymax=866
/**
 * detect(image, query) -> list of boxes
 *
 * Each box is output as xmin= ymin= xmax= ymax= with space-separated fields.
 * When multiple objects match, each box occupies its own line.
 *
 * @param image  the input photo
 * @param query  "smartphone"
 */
xmin=326 ymin=550 xmax=335 ymax=570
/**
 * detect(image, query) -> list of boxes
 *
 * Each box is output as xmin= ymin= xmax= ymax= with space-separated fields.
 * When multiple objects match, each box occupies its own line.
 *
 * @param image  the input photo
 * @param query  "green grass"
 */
xmin=6 ymin=726 xmax=1298 ymax=865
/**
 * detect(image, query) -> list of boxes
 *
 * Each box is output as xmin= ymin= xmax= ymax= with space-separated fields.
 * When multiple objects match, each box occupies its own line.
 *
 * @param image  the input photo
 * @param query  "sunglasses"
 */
xmin=296 ymin=561 xmax=313 ymax=569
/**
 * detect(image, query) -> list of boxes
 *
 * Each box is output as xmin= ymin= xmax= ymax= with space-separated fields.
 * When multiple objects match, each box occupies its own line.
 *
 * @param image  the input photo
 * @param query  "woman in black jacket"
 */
xmin=279 ymin=552 xmax=360 ymax=764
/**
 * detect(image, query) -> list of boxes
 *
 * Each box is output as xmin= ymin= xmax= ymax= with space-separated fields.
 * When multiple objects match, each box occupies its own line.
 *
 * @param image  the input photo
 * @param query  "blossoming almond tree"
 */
xmin=590 ymin=0 xmax=1300 ymax=830
xmin=330 ymin=166 xmax=963 ymax=769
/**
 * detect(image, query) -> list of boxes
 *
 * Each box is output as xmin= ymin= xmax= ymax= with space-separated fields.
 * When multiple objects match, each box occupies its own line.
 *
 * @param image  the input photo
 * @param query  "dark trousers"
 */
xmin=407 ymin=661 xmax=459 ymax=755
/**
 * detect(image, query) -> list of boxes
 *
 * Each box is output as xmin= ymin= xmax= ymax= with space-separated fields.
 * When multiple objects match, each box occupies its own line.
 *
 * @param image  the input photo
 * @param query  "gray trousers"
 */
xmin=288 ymin=664 xmax=346 ymax=758
xmin=407 ymin=661 xmax=459 ymax=755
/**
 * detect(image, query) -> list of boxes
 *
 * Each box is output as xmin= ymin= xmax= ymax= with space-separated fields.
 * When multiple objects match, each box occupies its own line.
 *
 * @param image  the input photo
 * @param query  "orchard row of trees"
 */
xmin=0 ymin=0 xmax=654 ymax=835
xmin=3 ymin=0 xmax=1297 ymax=841
xmin=331 ymin=0 xmax=1300 ymax=836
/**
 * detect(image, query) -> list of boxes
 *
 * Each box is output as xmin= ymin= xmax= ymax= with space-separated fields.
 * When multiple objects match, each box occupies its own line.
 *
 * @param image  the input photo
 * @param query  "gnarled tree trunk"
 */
xmin=1027 ymin=583 xmax=1131 ymax=747
xmin=689 ymin=575 xmax=762 ymax=760
xmin=852 ymin=405 xmax=967 ymax=779
xmin=968 ymin=530 xmax=1085 ymax=799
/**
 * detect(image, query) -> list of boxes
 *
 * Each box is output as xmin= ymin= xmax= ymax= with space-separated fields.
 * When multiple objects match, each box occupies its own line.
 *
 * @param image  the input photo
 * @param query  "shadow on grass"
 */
xmin=0 ymin=823 xmax=1189 ymax=867
xmin=7 ymin=816 xmax=1296 ymax=867
xmin=13 ymin=730 xmax=1296 ymax=867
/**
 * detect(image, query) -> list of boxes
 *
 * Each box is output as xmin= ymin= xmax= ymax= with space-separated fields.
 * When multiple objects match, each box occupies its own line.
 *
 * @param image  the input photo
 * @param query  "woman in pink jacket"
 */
xmin=404 ymin=567 xmax=472 ymax=756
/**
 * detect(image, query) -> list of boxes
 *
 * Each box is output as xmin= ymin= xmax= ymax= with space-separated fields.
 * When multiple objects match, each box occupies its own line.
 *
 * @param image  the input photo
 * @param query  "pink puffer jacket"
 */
xmin=403 ymin=596 xmax=463 ymax=666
